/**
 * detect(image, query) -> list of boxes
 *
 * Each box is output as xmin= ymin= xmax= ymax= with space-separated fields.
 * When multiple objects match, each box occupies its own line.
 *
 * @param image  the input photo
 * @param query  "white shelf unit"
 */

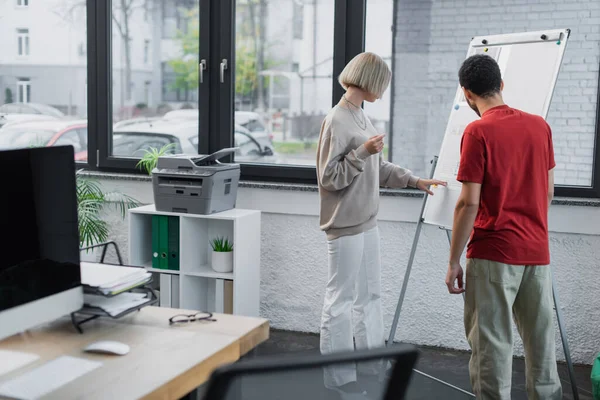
xmin=128 ymin=205 xmax=261 ymax=317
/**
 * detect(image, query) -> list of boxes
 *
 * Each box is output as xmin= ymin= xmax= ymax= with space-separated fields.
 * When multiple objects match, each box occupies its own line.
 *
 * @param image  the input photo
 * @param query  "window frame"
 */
xmin=17 ymin=28 xmax=29 ymax=56
xmin=16 ymin=78 xmax=30 ymax=103
xmin=84 ymin=0 xmax=600 ymax=198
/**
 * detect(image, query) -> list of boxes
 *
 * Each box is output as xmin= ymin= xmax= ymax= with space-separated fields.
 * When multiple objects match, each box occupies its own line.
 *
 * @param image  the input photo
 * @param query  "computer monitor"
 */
xmin=0 ymin=146 xmax=83 ymax=341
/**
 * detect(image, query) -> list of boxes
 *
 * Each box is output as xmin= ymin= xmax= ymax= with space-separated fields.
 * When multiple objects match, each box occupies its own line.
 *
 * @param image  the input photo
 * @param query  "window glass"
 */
xmin=366 ymin=0 xmax=599 ymax=187
xmin=233 ymin=0 xmax=335 ymax=166
xmin=111 ymin=0 xmax=200 ymax=157
xmin=0 ymin=1 xmax=88 ymax=160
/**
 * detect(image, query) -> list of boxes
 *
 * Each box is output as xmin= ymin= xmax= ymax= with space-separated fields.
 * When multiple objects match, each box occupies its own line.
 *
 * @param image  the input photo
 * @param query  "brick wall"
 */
xmin=391 ymin=0 xmax=600 ymax=186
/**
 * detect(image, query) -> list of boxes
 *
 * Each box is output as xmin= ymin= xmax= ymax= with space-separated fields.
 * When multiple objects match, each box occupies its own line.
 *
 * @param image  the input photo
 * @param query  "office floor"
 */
xmin=245 ymin=329 xmax=594 ymax=400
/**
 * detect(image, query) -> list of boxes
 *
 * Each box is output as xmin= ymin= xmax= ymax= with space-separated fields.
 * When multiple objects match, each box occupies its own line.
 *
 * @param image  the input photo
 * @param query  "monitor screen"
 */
xmin=0 ymin=146 xmax=81 ymax=313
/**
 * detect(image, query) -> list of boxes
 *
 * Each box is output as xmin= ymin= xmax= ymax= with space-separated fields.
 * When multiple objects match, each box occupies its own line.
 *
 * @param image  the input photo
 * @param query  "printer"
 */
xmin=152 ymin=148 xmax=240 ymax=215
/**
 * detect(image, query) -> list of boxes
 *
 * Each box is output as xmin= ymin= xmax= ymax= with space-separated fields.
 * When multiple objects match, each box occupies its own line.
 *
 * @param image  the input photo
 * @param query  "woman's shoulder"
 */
xmin=324 ymin=106 xmax=352 ymax=128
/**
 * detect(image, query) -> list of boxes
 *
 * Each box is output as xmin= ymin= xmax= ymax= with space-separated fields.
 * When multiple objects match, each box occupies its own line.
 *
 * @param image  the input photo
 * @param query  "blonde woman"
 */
xmin=317 ymin=52 xmax=445 ymax=394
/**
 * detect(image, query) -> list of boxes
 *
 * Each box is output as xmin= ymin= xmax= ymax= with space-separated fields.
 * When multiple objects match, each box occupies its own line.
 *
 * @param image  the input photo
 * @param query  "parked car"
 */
xmin=0 ymin=102 xmax=65 ymax=118
xmin=0 ymin=120 xmax=88 ymax=160
xmin=162 ymin=109 xmax=274 ymax=142
xmin=0 ymin=113 xmax=59 ymax=129
xmin=112 ymin=119 xmax=279 ymax=163
xmin=234 ymin=111 xmax=271 ymax=137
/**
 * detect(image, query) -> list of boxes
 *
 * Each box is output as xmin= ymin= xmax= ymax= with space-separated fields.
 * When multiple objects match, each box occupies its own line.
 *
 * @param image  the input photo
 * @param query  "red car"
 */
xmin=0 ymin=120 xmax=88 ymax=160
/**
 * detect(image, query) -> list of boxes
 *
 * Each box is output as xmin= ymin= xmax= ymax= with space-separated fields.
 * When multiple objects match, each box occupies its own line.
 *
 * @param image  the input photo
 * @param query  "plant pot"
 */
xmin=211 ymin=251 xmax=233 ymax=273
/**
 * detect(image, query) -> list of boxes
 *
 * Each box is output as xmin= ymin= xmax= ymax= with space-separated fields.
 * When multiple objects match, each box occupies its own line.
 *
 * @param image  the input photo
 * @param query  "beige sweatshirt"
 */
xmin=316 ymin=105 xmax=420 ymax=240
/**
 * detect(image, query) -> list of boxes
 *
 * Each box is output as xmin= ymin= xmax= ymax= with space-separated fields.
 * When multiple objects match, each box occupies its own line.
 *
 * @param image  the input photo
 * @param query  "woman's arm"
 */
xmin=317 ymin=123 xmax=372 ymax=191
xmin=379 ymin=153 xmax=420 ymax=189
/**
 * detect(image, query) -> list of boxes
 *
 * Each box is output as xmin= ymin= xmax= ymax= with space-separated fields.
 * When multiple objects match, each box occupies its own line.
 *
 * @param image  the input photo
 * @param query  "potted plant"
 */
xmin=136 ymin=143 xmax=176 ymax=175
xmin=210 ymin=237 xmax=233 ymax=273
xmin=77 ymin=170 xmax=139 ymax=261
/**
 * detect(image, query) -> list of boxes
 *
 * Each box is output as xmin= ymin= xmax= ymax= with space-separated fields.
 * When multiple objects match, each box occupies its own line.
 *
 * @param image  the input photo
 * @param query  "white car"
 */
xmin=112 ymin=119 xmax=279 ymax=163
xmin=163 ymin=109 xmax=273 ymax=142
xmin=0 ymin=103 xmax=64 ymax=129
xmin=234 ymin=111 xmax=270 ymax=136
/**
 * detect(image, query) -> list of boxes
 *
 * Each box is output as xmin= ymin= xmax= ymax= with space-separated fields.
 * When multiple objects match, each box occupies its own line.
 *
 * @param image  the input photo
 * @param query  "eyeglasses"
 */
xmin=169 ymin=311 xmax=216 ymax=325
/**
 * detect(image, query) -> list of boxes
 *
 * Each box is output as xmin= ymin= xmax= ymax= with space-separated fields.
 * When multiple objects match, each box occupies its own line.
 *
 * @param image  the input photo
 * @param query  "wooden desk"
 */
xmin=0 ymin=307 xmax=269 ymax=400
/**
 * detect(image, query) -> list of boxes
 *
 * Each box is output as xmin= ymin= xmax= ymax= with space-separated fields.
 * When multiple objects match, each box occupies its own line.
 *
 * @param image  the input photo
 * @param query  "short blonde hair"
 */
xmin=338 ymin=52 xmax=391 ymax=98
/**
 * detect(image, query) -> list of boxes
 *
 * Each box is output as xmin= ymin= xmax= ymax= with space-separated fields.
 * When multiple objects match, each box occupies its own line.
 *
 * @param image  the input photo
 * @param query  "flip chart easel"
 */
xmin=386 ymin=29 xmax=579 ymax=399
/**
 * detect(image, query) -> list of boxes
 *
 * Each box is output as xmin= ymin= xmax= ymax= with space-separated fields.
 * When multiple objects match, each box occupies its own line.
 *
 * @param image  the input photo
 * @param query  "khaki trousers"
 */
xmin=464 ymin=258 xmax=562 ymax=400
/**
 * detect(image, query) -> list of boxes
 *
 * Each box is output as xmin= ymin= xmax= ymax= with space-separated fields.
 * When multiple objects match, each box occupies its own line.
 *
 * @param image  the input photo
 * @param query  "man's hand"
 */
xmin=445 ymin=262 xmax=465 ymax=294
xmin=416 ymin=179 xmax=447 ymax=195
xmin=364 ymin=134 xmax=385 ymax=154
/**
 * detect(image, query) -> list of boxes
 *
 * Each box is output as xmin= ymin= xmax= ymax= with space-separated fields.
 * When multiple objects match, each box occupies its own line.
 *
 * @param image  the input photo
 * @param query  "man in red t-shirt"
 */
xmin=446 ymin=54 xmax=561 ymax=399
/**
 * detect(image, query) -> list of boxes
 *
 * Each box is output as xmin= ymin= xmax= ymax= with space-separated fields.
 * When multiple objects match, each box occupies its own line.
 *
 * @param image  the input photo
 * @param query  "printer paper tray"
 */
xmin=157 ymin=176 xmax=203 ymax=187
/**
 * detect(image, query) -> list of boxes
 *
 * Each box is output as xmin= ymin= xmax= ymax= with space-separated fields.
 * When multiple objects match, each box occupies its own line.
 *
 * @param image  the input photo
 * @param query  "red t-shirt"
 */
xmin=456 ymin=105 xmax=555 ymax=265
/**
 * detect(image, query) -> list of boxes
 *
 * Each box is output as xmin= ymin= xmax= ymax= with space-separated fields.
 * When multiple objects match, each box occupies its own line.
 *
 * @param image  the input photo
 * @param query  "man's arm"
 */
xmin=449 ymin=182 xmax=481 ymax=264
xmin=548 ymin=168 xmax=555 ymax=209
xmin=446 ymin=182 xmax=481 ymax=294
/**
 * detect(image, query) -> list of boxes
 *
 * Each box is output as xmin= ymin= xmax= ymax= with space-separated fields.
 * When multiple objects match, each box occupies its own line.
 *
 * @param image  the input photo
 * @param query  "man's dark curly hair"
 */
xmin=458 ymin=54 xmax=502 ymax=98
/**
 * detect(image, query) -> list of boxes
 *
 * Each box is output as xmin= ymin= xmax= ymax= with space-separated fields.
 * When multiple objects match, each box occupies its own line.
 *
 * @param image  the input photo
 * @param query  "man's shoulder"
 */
xmin=511 ymin=107 xmax=547 ymax=125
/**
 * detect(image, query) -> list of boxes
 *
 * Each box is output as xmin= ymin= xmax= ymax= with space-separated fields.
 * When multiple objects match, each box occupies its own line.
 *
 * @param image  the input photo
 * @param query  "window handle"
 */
xmin=220 ymin=59 xmax=228 ymax=83
xmin=199 ymin=59 xmax=207 ymax=83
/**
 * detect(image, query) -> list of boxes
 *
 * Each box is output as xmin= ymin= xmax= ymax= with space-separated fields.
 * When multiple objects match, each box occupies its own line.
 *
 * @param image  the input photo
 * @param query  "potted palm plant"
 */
xmin=210 ymin=237 xmax=233 ymax=273
xmin=136 ymin=143 xmax=176 ymax=175
xmin=77 ymin=170 xmax=139 ymax=261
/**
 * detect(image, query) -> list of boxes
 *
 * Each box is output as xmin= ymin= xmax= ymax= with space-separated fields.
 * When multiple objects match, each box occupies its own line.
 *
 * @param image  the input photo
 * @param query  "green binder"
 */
xmin=167 ymin=216 xmax=180 ymax=271
xmin=158 ymin=216 xmax=169 ymax=269
xmin=152 ymin=215 xmax=161 ymax=269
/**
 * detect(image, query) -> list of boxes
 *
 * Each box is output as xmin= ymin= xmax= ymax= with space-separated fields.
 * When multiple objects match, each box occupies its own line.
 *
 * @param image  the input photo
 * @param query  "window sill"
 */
xmin=79 ymin=170 xmax=600 ymax=207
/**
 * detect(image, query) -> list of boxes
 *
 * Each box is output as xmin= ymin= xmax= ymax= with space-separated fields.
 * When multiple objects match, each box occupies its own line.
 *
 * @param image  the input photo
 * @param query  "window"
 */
xmin=234 ymin=0 xmax=335 ymax=167
xmin=78 ymin=42 xmax=86 ymax=57
xmin=111 ymin=0 xmax=199 ymax=153
xmin=2 ymin=2 xmax=88 ymax=160
xmin=292 ymin=2 xmax=304 ymax=40
xmin=17 ymin=28 xmax=29 ymax=56
xmin=87 ymin=1 xmax=599 ymax=196
xmin=144 ymin=40 xmax=150 ymax=64
xmin=144 ymin=0 xmax=149 ymax=21
xmin=17 ymin=79 xmax=30 ymax=103
xmin=365 ymin=0 xmax=600 ymax=196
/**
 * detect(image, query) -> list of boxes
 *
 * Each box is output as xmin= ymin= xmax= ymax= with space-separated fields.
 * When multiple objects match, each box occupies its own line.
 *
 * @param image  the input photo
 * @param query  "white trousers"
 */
xmin=320 ymin=227 xmax=384 ymax=388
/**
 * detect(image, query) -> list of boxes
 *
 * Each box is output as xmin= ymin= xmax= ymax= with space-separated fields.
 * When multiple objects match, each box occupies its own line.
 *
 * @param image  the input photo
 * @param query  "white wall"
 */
xmin=94 ymin=174 xmax=600 ymax=365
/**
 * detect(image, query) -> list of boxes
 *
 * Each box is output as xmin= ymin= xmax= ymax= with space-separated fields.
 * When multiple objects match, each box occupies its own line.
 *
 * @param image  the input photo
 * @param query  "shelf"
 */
xmin=129 ymin=204 xmax=259 ymax=221
xmin=146 ymin=267 xmax=180 ymax=275
xmin=186 ymin=264 xmax=233 ymax=280
xmin=140 ymin=261 xmax=181 ymax=275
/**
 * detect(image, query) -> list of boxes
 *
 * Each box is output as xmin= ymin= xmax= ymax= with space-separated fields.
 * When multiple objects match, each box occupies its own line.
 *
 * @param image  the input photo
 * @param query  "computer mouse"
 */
xmin=83 ymin=340 xmax=130 ymax=356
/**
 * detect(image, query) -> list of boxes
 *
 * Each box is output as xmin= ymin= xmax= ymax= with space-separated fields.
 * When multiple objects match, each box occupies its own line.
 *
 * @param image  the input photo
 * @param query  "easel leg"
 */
xmin=386 ymin=156 xmax=439 ymax=347
xmin=552 ymin=270 xmax=579 ymax=400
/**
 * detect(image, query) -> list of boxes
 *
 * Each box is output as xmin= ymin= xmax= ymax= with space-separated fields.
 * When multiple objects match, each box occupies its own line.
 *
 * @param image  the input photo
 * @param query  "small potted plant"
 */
xmin=136 ymin=143 xmax=177 ymax=175
xmin=210 ymin=236 xmax=233 ymax=273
